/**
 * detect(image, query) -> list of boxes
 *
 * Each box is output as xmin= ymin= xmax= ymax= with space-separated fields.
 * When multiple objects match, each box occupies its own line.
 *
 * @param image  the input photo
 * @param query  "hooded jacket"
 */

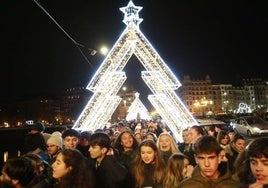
xmin=178 ymin=164 xmax=241 ymax=188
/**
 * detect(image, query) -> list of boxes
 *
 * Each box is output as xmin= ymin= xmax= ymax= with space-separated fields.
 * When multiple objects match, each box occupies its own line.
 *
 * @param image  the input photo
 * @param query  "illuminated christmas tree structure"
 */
xmin=126 ymin=92 xmax=150 ymax=121
xmin=73 ymin=0 xmax=198 ymax=141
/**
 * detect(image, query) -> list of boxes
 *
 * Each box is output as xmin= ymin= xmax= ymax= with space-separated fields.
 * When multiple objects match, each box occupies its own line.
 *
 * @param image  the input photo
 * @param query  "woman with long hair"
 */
xmin=156 ymin=132 xmax=180 ymax=165
xmin=132 ymin=139 xmax=165 ymax=188
xmin=52 ymin=149 xmax=94 ymax=188
xmin=163 ymin=153 xmax=194 ymax=188
xmin=216 ymin=130 xmax=230 ymax=149
xmin=113 ymin=130 xmax=139 ymax=169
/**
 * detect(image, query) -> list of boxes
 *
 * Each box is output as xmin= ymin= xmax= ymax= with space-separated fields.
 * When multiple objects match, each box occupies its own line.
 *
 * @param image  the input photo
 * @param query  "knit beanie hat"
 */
xmin=47 ymin=134 xmax=62 ymax=148
xmin=32 ymin=122 xmax=45 ymax=132
xmin=51 ymin=131 xmax=62 ymax=138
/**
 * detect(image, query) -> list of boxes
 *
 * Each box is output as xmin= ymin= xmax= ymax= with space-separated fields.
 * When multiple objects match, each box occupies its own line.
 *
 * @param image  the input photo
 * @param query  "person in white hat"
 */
xmin=44 ymin=132 xmax=62 ymax=165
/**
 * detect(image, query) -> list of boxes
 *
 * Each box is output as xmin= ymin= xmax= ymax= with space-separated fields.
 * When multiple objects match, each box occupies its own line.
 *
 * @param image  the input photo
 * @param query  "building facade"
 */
xmin=177 ymin=75 xmax=268 ymax=116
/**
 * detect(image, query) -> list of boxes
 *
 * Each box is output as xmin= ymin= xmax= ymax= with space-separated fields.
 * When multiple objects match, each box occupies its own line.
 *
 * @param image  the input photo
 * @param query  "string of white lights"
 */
xmin=126 ymin=92 xmax=151 ymax=121
xmin=73 ymin=1 xmax=198 ymax=141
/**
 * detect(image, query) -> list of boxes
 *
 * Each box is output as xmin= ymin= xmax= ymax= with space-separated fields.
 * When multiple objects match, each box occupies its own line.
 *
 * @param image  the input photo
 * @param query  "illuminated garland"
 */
xmin=73 ymin=0 xmax=198 ymax=141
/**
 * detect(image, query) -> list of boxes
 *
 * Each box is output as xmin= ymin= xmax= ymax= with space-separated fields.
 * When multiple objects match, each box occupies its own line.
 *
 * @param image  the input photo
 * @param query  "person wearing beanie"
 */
xmin=62 ymin=129 xmax=81 ymax=149
xmin=47 ymin=134 xmax=62 ymax=149
xmin=51 ymin=131 xmax=62 ymax=138
xmin=47 ymin=132 xmax=62 ymax=164
xmin=39 ymin=131 xmax=63 ymax=166
xmin=77 ymin=131 xmax=91 ymax=158
xmin=42 ymin=132 xmax=51 ymax=143
xmin=32 ymin=122 xmax=45 ymax=132
xmin=23 ymin=122 xmax=47 ymax=155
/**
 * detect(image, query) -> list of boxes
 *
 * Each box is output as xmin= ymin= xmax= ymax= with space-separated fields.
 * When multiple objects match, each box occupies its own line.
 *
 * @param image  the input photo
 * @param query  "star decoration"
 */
xmin=120 ymin=0 xmax=143 ymax=27
xmin=135 ymin=92 xmax=140 ymax=98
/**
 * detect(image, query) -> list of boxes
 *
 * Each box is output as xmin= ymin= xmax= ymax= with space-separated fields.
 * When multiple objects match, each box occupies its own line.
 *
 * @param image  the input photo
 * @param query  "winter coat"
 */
xmin=224 ymin=144 xmax=239 ymax=173
xmin=178 ymin=165 xmax=241 ymax=188
xmin=92 ymin=155 xmax=128 ymax=188
xmin=141 ymin=164 xmax=163 ymax=188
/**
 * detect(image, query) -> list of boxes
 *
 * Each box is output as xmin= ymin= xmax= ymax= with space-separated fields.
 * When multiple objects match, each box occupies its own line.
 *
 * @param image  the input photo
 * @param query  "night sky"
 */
xmin=1 ymin=0 xmax=267 ymax=101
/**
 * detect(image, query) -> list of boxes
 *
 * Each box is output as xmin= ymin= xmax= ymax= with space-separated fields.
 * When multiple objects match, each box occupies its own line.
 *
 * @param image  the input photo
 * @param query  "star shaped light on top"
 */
xmin=135 ymin=92 xmax=140 ymax=98
xmin=120 ymin=0 xmax=143 ymax=27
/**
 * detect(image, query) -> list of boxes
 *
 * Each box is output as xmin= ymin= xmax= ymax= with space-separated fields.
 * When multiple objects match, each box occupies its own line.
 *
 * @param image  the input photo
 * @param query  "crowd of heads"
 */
xmin=1 ymin=120 xmax=268 ymax=187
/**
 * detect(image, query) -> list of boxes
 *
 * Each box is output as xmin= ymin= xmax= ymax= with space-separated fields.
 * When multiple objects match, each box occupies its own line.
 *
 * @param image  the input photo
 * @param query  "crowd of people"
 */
xmin=0 ymin=119 xmax=268 ymax=188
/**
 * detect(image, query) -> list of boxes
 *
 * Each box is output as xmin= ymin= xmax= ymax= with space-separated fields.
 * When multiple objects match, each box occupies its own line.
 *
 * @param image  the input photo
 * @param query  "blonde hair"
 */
xmin=156 ymin=132 xmax=179 ymax=153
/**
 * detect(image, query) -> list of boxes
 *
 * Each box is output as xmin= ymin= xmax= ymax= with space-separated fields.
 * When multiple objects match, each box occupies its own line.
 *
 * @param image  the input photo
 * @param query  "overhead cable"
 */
xmin=33 ymin=0 xmax=96 ymax=70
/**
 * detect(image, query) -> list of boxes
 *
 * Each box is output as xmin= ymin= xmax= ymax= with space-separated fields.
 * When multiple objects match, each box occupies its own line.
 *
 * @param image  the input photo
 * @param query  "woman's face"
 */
xmin=140 ymin=146 xmax=156 ymax=164
xmin=220 ymin=135 xmax=229 ymax=145
xmin=52 ymin=153 xmax=71 ymax=179
xmin=158 ymin=135 xmax=171 ymax=152
xmin=121 ymin=132 xmax=134 ymax=150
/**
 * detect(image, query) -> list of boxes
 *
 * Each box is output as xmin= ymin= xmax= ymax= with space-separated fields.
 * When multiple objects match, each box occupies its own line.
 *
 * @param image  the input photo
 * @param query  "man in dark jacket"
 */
xmin=88 ymin=132 xmax=128 ymax=188
xmin=178 ymin=135 xmax=241 ymax=188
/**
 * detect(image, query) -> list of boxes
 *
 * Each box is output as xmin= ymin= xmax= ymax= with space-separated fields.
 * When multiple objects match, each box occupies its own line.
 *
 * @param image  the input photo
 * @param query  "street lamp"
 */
xmin=200 ymin=98 xmax=209 ymax=117
xmin=224 ymin=100 xmax=229 ymax=113
xmin=194 ymin=98 xmax=213 ymax=117
xmin=100 ymin=46 xmax=109 ymax=55
xmin=223 ymin=92 xmax=229 ymax=113
xmin=193 ymin=101 xmax=201 ymax=116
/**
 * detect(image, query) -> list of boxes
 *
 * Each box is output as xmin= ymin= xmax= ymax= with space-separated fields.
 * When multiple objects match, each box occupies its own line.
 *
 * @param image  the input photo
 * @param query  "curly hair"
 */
xmin=113 ymin=130 xmax=139 ymax=153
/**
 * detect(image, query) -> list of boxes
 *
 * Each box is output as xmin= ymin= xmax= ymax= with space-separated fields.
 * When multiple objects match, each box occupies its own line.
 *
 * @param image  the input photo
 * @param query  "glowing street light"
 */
xmin=194 ymin=98 xmax=213 ymax=117
xmin=99 ymin=46 xmax=109 ymax=55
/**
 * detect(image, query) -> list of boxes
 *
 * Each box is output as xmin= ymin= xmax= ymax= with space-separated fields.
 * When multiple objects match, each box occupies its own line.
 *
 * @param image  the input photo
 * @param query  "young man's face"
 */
xmin=47 ymin=144 xmax=60 ymax=155
xmin=250 ymin=156 xmax=268 ymax=184
xmin=195 ymin=152 xmax=221 ymax=179
xmin=63 ymin=136 xmax=79 ymax=149
xmin=89 ymin=145 xmax=107 ymax=163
